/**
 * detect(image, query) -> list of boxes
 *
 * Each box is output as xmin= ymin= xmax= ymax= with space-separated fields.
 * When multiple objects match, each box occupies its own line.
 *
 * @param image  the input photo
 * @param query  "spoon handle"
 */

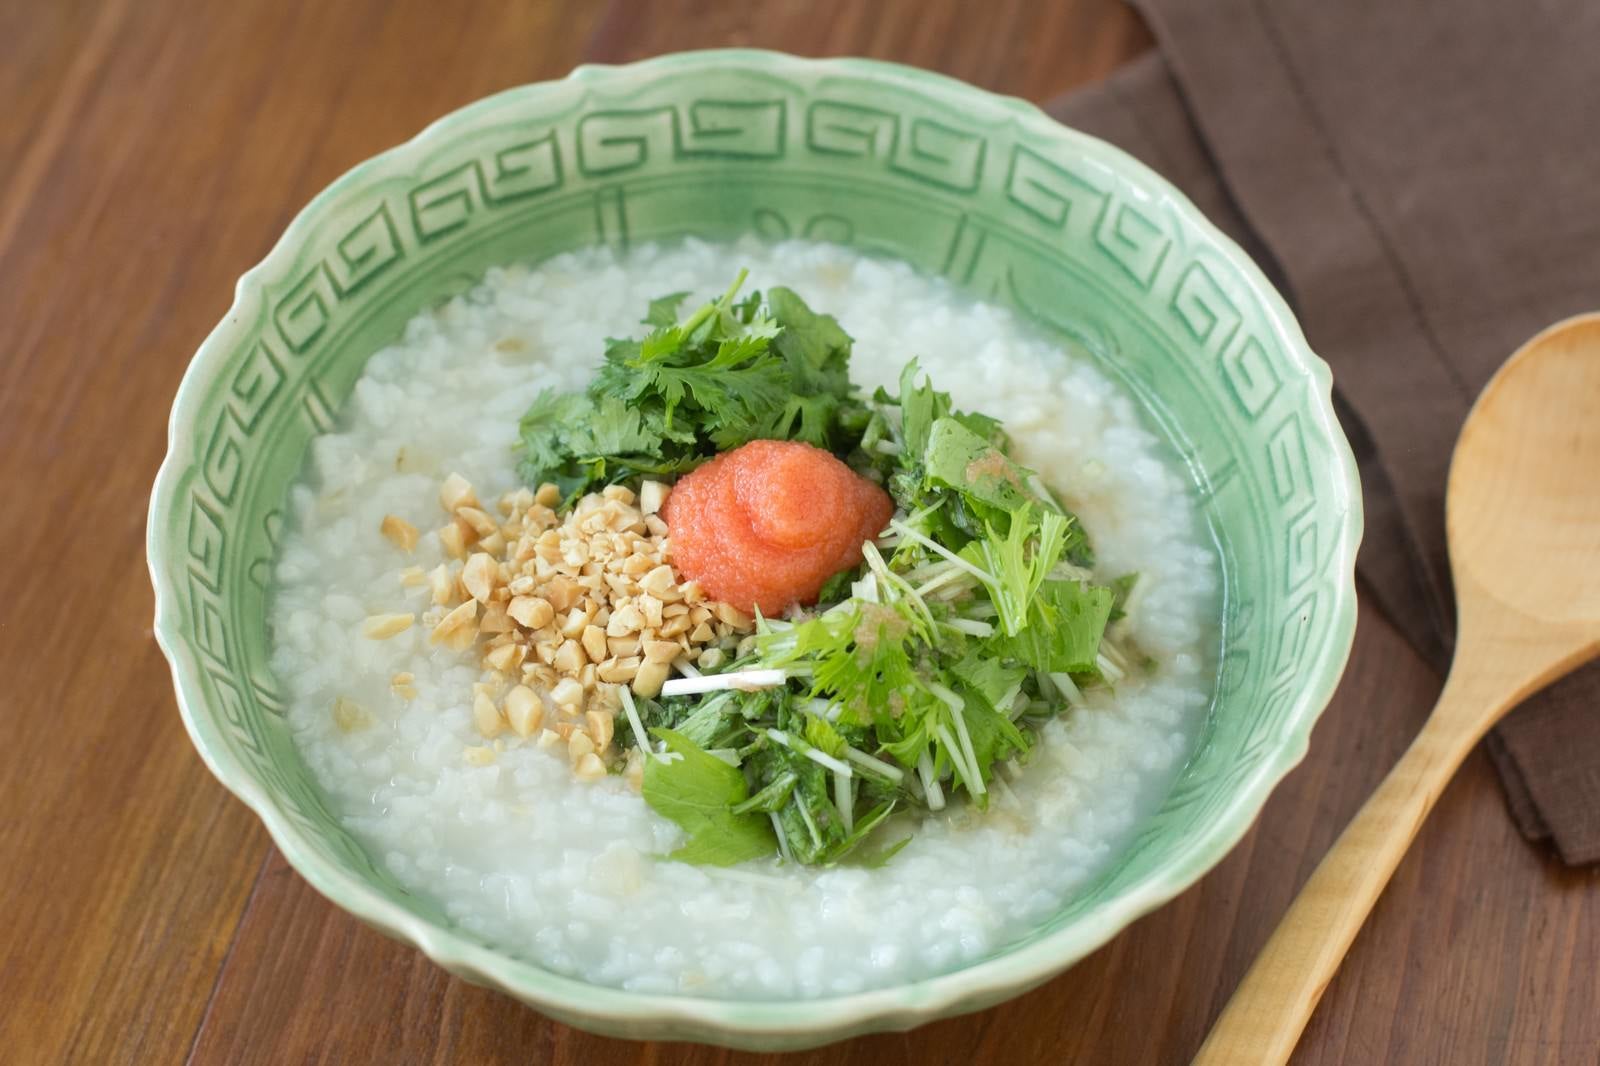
xmin=1191 ymin=678 xmax=1492 ymax=1066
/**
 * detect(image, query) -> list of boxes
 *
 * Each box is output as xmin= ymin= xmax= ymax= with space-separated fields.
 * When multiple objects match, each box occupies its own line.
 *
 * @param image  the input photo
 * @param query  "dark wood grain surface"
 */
xmin=1 ymin=2 xmax=1594 ymax=1064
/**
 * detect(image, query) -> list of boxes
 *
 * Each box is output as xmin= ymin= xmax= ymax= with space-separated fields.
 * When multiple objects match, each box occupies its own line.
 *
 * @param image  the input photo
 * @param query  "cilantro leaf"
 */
xmin=516 ymin=389 xmax=594 ymax=477
xmin=569 ymin=395 xmax=660 ymax=457
xmin=517 ymin=273 xmax=868 ymax=498
xmin=767 ymin=286 xmax=853 ymax=393
xmin=642 ymin=291 xmax=690 ymax=327
xmin=642 ymin=728 xmax=776 ymax=866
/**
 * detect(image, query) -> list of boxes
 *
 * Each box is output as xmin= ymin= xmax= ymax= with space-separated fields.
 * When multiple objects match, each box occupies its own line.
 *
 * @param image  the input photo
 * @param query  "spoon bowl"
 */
xmin=1196 ymin=311 xmax=1600 ymax=1065
xmin=1449 ymin=313 xmax=1600 ymax=625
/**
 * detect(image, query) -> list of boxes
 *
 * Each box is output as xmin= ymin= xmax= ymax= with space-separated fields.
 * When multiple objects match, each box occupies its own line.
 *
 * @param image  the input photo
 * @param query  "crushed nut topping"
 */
xmin=380 ymin=515 xmax=420 ymax=552
xmin=377 ymin=473 xmax=756 ymax=784
xmin=362 ymin=612 xmax=414 ymax=640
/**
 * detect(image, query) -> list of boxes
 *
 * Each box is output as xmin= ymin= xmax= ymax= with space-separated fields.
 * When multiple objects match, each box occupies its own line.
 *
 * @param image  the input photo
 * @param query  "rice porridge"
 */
xmin=269 ymin=238 xmax=1218 ymax=999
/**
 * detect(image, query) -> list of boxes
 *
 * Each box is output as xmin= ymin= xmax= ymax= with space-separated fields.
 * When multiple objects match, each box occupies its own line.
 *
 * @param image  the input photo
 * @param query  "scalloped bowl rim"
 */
xmin=148 ymin=49 xmax=1362 ymax=1043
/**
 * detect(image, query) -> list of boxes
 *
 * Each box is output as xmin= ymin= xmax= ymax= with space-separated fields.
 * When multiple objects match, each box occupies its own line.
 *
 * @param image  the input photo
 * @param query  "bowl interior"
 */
xmin=150 ymin=51 xmax=1359 ymax=1044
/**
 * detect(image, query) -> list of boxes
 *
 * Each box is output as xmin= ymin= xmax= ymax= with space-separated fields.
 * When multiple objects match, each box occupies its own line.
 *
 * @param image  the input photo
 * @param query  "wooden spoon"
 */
xmin=1194 ymin=313 xmax=1600 ymax=1066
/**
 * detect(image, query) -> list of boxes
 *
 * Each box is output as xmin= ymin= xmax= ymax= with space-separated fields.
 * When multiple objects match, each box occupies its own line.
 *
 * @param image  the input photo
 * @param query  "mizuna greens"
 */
xmin=518 ymin=274 xmax=1140 ymax=867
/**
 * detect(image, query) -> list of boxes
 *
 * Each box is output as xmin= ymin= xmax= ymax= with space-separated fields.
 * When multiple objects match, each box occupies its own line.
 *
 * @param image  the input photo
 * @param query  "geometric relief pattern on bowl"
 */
xmin=171 ymin=76 xmax=1338 ymax=852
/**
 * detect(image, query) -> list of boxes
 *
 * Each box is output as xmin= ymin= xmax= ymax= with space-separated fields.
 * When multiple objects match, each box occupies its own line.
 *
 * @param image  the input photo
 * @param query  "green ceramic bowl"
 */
xmin=149 ymin=50 xmax=1361 ymax=1049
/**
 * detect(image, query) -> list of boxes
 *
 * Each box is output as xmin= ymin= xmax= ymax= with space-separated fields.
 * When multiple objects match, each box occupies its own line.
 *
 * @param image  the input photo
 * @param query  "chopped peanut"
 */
xmin=427 ymin=564 xmax=455 ymax=606
xmin=362 ymin=612 xmax=414 ymax=639
xmin=607 ymin=602 xmax=645 ymax=636
xmin=642 ymin=639 xmax=680 ymax=664
xmin=457 ymin=506 xmax=498 ymax=538
xmin=545 ymin=574 xmax=581 ymax=611
xmin=380 ymin=514 xmax=420 ymax=552
xmin=552 ymin=638 xmax=586 ymax=676
xmin=550 ymin=677 xmax=585 ymax=713
xmin=461 ymin=552 xmax=498 ymax=603
xmin=639 ymin=480 xmax=669 ymax=515
xmin=390 ymin=672 xmax=417 ymax=700
xmin=573 ymin=752 xmax=606 ymax=781
xmin=438 ymin=521 xmax=467 ymax=559
xmin=507 ymin=595 xmax=554 ymax=630
xmin=504 ymin=685 xmax=543 ymax=737
xmin=483 ymin=642 xmax=519 ymax=672
xmin=440 ymin=472 xmax=478 ymax=512
xmin=638 ymin=564 xmax=675 ymax=597
xmin=633 ymin=660 xmax=670 ymax=699
xmin=479 ymin=601 xmax=512 ymax=635
xmin=472 ymin=689 xmax=505 ymax=738
xmin=714 ymin=602 xmax=753 ymax=629
xmin=568 ymin=730 xmax=596 ymax=765
xmin=559 ymin=605 xmax=592 ymax=639
xmin=580 ymin=624 xmax=609 ymax=664
xmin=430 ymin=600 xmax=478 ymax=650
xmin=596 ymin=657 xmax=640 ymax=684
xmin=586 ymin=709 xmax=614 ymax=751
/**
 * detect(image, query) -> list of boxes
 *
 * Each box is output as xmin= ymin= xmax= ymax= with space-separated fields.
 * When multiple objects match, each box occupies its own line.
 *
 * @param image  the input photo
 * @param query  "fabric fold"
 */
xmin=1048 ymin=0 xmax=1600 ymax=863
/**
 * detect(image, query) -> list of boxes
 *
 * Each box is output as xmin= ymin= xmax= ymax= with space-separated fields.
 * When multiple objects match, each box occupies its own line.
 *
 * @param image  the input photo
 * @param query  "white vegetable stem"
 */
xmin=618 ymin=687 xmax=654 ymax=761
xmin=887 ymin=518 xmax=994 ymax=585
xmin=843 ymin=746 xmax=905 ymax=783
xmin=834 ymin=769 xmax=855 ymax=833
xmin=917 ymin=750 xmax=946 ymax=811
xmin=1048 ymin=671 xmax=1086 ymax=709
xmin=769 ymin=811 xmax=795 ymax=863
xmin=661 ymin=668 xmax=788 ymax=697
xmin=929 ymin=682 xmax=986 ymax=797
xmin=766 ymin=728 xmax=852 ymax=777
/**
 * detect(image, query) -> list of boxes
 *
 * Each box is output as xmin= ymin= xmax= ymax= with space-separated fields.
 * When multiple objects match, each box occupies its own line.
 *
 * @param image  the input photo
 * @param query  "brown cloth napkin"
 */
xmin=1048 ymin=0 xmax=1600 ymax=865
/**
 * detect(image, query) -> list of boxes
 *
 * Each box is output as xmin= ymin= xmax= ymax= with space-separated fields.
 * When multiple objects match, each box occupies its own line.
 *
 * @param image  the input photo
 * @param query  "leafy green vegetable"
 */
xmin=517 ymin=272 xmax=867 ymax=498
xmin=515 ymin=270 xmax=1143 ymax=870
xmin=815 ymin=568 xmax=857 ymax=605
xmin=856 ymin=833 xmax=914 ymax=869
xmin=948 ymin=650 xmax=1027 ymax=713
xmin=767 ymin=286 xmax=853 ymax=393
xmin=923 ymin=417 xmax=1033 ymax=517
xmin=991 ymin=579 xmax=1115 ymax=674
xmin=803 ymin=713 xmax=848 ymax=759
xmin=642 ymin=291 xmax=690 ymax=327
xmin=748 ymin=741 xmax=844 ymax=864
xmin=642 ymin=728 xmax=776 ymax=866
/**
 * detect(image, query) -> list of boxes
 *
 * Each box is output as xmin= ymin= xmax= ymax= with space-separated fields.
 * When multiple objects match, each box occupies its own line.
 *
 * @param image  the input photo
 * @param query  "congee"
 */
xmin=270 ymin=238 xmax=1218 ymax=998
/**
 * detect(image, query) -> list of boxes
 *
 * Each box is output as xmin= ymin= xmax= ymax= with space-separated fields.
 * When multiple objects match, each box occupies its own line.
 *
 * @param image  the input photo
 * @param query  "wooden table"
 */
xmin=3 ymin=1 xmax=1595 ymax=1063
